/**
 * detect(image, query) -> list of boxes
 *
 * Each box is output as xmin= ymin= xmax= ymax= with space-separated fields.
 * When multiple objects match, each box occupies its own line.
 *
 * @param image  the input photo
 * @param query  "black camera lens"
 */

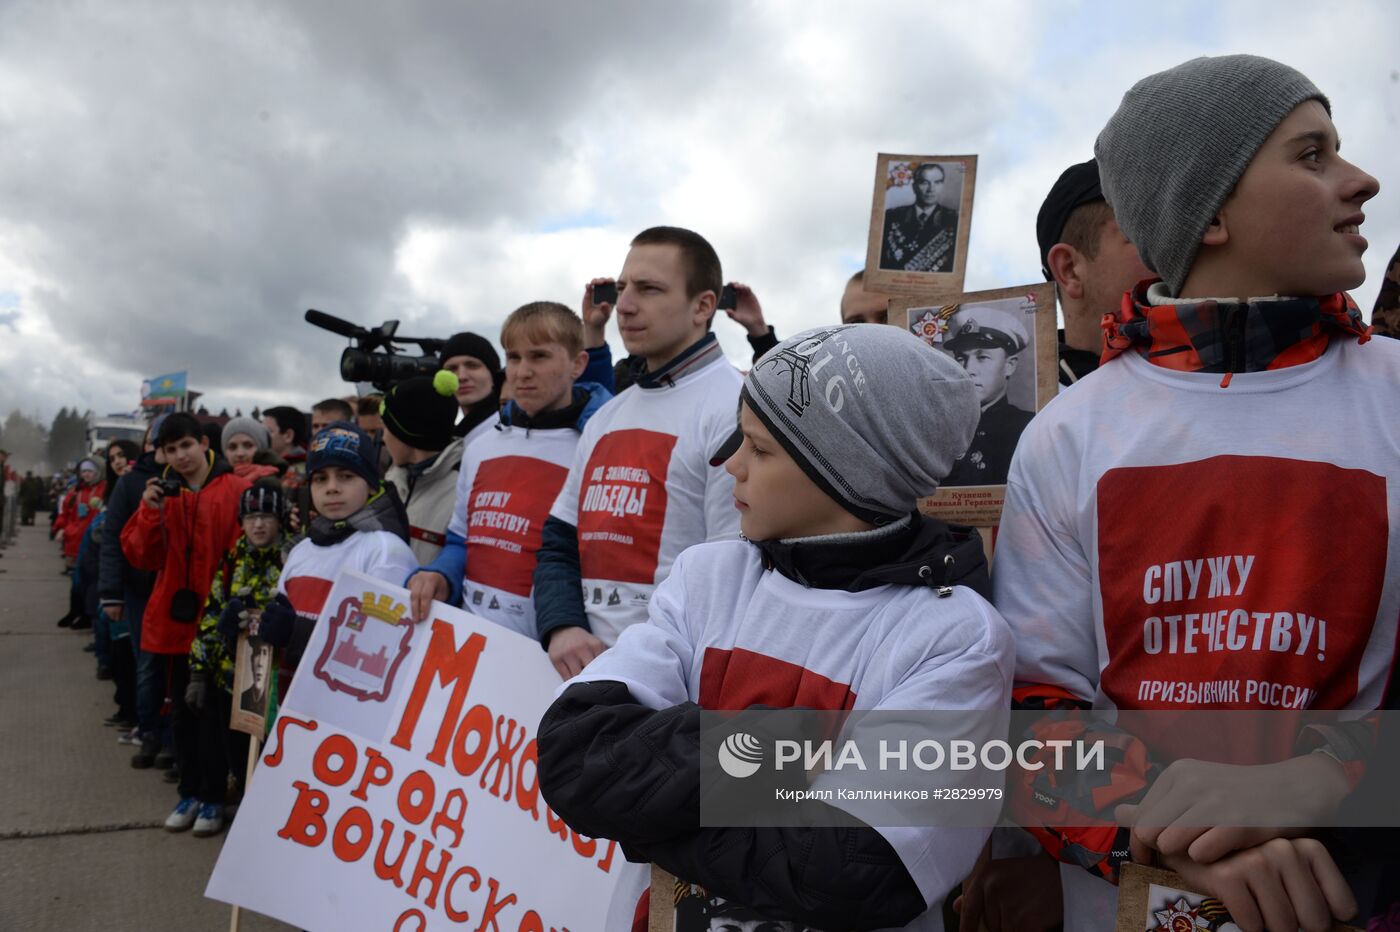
xmin=340 ymin=348 xmax=370 ymax=383
xmin=339 ymin=347 xmax=439 ymax=390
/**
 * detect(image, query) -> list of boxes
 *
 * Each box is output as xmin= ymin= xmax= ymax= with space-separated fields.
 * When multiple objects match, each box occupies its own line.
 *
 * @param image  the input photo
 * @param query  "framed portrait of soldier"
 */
xmin=890 ymin=281 xmax=1057 ymax=526
xmin=229 ymin=633 xmax=273 ymax=737
xmin=650 ymin=867 xmax=814 ymax=932
xmin=865 ymin=153 xmax=977 ymax=297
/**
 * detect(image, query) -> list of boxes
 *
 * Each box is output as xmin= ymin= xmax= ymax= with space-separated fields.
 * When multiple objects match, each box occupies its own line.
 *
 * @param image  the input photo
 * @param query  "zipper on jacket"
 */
xmin=1224 ymin=305 xmax=1247 ymax=374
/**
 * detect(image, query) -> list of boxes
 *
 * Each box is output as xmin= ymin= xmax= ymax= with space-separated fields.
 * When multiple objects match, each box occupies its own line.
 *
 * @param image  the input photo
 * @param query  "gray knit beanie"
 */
xmin=221 ymin=415 xmax=271 ymax=452
xmin=1095 ymin=54 xmax=1329 ymax=296
xmin=740 ymin=325 xmax=979 ymax=524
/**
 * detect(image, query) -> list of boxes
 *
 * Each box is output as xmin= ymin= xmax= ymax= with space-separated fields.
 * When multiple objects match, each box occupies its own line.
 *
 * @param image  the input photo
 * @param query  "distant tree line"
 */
xmin=0 ymin=406 xmax=95 ymax=473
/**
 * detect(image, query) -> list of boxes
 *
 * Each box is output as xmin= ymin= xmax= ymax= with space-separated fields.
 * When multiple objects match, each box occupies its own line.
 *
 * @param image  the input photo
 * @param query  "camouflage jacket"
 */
xmin=190 ymin=535 xmax=286 ymax=690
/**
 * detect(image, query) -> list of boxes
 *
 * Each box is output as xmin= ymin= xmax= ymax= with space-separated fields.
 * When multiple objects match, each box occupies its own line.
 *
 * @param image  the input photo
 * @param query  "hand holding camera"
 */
xmin=142 ymin=476 xmax=182 ymax=510
xmin=582 ymin=278 xmax=617 ymax=348
xmin=721 ymin=282 xmax=769 ymax=338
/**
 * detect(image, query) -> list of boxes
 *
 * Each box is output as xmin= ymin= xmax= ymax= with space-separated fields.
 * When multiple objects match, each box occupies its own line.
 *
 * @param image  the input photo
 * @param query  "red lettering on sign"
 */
xmin=391 ymin=620 xmax=488 ymax=762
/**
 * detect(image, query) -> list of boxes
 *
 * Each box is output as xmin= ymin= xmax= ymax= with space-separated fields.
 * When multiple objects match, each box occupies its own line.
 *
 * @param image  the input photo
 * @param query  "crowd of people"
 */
xmin=12 ymin=52 xmax=1400 ymax=931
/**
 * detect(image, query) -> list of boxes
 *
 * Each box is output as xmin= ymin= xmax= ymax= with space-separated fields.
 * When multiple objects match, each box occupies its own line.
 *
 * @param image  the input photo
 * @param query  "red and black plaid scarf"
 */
xmin=1101 ymin=281 xmax=1371 ymax=387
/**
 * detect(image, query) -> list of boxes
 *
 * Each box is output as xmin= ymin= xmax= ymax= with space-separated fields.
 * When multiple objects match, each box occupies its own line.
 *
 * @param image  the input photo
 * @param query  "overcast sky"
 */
xmin=2 ymin=0 xmax=1397 ymax=423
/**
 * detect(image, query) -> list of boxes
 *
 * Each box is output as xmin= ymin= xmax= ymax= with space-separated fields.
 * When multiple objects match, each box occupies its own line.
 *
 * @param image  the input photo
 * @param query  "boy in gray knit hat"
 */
xmin=538 ymin=325 xmax=1015 ymax=929
xmin=992 ymin=53 xmax=1395 ymax=931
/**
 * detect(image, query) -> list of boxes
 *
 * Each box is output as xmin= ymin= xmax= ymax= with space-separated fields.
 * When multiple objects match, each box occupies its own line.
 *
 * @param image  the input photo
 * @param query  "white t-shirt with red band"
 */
xmin=568 ymin=540 xmax=1016 ymax=929
xmin=550 ymin=346 xmax=743 ymax=646
xmin=448 ymin=422 xmax=578 ymax=638
xmin=279 ymin=531 xmax=419 ymax=622
xmin=992 ymin=335 xmax=1400 ymax=929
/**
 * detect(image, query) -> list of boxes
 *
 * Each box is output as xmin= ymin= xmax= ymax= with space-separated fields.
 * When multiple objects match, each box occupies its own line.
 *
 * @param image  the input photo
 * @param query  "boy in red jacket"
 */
xmin=121 ymin=412 xmax=249 ymax=788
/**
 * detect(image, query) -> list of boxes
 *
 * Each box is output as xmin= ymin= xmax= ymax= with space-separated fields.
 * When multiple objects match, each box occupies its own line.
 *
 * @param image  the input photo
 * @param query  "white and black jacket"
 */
xmin=538 ymin=515 xmax=1014 ymax=930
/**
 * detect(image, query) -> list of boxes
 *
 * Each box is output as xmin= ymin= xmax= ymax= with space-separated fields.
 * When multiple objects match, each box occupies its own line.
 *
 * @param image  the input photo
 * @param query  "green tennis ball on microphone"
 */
xmin=433 ymin=370 xmax=459 ymax=397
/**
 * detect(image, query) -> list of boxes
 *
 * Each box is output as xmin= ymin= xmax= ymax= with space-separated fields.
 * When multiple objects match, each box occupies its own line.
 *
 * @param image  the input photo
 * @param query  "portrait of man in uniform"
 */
xmin=879 ymin=162 xmax=960 ymax=274
xmin=236 ymin=635 xmax=273 ymax=719
xmin=940 ymin=304 xmax=1034 ymax=487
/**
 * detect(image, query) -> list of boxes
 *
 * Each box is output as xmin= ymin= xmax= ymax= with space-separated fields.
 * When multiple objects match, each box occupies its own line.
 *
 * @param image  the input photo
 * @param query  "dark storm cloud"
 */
xmin=0 ymin=0 xmax=730 ymax=412
xmin=1 ymin=1 xmax=1395 ymax=424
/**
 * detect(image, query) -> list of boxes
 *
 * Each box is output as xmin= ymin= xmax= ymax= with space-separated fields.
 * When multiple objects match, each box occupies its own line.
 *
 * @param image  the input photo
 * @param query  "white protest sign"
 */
xmin=206 ymin=570 xmax=634 ymax=931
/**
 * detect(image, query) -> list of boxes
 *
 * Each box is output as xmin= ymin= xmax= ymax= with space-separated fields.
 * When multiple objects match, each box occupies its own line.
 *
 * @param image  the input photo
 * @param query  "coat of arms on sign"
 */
xmin=313 ymin=592 xmax=415 ymax=703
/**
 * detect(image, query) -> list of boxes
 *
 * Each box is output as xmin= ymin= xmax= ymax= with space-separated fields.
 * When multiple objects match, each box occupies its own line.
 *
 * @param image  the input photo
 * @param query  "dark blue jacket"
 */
xmin=97 ymin=451 xmax=159 ymax=605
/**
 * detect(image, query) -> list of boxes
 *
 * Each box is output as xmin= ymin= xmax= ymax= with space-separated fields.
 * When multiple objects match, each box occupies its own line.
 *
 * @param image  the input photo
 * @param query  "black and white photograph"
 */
xmin=893 ymin=282 xmax=1057 ymax=525
xmin=229 ymin=633 xmax=273 ymax=737
xmin=930 ymin=296 xmax=1037 ymax=487
xmin=865 ymin=153 xmax=977 ymax=296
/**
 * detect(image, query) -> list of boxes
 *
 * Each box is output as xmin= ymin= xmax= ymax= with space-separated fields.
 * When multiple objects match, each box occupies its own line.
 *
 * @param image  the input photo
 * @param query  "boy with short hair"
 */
xmin=121 ymin=412 xmax=250 ymax=773
xmin=993 ymin=54 xmax=1393 ymax=929
xmin=260 ymin=406 xmax=309 ymax=479
xmin=538 ymin=325 xmax=1014 ymax=930
xmin=408 ymin=302 xmax=611 ymax=643
xmin=310 ymin=398 xmax=355 ymax=437
xmin=355 ymin=394 xmax=385 ymax=440
xmin=1036 ymin=159 xmax=1153 ymax=386
xmin=533 ymin=226 xmax=743 ymax=677
xmin=250 ymin=422 xmax=417 ymax=668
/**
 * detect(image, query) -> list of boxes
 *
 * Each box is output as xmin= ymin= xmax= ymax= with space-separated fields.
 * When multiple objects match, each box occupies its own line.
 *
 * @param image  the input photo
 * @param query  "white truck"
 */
xmin=86 ymin=414 xmax=147 ymax=457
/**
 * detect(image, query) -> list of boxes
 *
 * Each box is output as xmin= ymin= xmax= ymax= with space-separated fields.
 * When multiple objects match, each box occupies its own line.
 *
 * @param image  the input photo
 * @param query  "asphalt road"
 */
xmin=0 ymin=524 xmax=292 ymax=932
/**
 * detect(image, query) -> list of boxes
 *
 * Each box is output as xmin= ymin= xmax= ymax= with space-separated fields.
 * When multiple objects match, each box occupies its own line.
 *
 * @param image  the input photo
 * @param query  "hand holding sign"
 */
xmin=406 ymin=570 xmax=448 ymax=624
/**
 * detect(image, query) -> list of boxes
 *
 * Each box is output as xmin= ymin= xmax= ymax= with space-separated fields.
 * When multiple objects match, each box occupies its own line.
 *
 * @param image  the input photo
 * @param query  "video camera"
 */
xmin=304 ymin=310 xmax=446 ymax=392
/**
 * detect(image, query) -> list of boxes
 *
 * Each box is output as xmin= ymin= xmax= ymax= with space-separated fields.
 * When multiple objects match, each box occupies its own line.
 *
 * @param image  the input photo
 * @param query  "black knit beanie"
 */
xmin=440 ymin=332 xmax=501 ymax=373
xmin=381 ymin=372 xmax=461 ymax=452
xmin=239 ymin=480 xmax=286 ymax=520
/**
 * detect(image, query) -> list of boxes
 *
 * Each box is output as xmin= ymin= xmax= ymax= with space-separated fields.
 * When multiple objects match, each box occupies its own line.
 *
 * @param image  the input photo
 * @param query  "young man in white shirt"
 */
xmin=533 ymin=226 xmax=742 ymax=678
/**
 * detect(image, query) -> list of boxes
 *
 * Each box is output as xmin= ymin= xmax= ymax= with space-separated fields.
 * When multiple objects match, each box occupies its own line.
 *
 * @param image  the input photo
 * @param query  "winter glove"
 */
xmin=184 ymin=673 xmax=208 ymax=713
xmin=217 ymin=597 xmax=246 ymax=652
xmin=254 ymin=593 xmax=297 ymax=648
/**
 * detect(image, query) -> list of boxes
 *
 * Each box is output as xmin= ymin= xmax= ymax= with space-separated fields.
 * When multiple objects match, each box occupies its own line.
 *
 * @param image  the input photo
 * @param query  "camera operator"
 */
xmin=120 ymin=413 xmax=250 ymax=774
xmin=439 ymin=332 xmax=504 ymax=445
